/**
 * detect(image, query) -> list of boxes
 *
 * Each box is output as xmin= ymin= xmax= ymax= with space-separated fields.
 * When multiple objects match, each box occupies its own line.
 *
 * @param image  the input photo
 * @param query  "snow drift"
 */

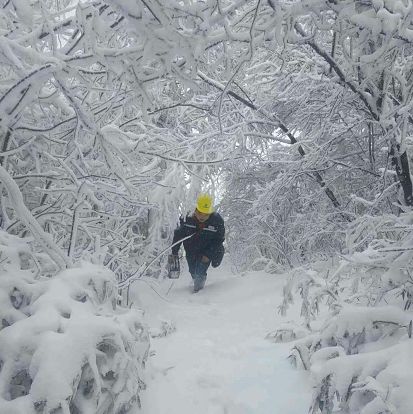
xmin=278 ymin=211 xmax=413 ymax=414
xmin=0 ymin=230 xmax=149 ymax=414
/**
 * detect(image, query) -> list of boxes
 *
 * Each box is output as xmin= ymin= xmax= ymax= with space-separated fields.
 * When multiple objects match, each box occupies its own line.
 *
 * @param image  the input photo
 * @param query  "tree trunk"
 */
xmin=390 ymin=142 xmax=413 ymax=206
xmin=0 ymin=129 xmax=11 ymax=166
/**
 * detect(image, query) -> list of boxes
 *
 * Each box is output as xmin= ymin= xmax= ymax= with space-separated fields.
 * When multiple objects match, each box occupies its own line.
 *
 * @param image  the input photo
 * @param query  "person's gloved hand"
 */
xmin=201 ymin=255 xmax=210 ymax=263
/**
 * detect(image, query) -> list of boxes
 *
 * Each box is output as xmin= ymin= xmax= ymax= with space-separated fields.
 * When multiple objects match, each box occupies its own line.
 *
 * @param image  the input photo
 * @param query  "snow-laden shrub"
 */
xmin=265 ymin=321 xmax=309 ymax=344
xmin=148 ymin=319 xmax=176 ymax=339
xmin=306 ymin=305 xmax=413 ymax=414
xmin=0 ymin=231 xmax=149 ymax=414
xmin=284 ymin=285 xmax=413 ymax=413
xmin=278 ymin=212 xmax=413 ymax=414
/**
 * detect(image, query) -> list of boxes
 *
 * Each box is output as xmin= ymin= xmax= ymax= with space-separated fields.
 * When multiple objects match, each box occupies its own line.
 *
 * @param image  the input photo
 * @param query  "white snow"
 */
xmin=132 ymin=262 xmax=312 ymax=414
xmin=0 ymin=231 xmax=149 ymax=414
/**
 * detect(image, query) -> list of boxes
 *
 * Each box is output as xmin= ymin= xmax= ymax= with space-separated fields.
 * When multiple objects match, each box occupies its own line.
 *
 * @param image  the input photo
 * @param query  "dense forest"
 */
xmin=1 ymin=1 xmax=413 ymax=413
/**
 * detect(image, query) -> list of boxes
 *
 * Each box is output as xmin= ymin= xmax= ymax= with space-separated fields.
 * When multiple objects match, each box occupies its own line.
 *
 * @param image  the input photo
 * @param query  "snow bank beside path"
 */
xmin=133 ymin=264 xmax=312 ymax=414
xmin=0 ymin=231 xmax=149 ymax=414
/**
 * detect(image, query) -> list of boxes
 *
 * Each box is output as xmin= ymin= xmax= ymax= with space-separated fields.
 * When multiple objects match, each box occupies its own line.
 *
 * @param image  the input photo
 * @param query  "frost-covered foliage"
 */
xmin=5 ymin=0 xmax=413 ymax=274
xmin=221 ymin=159 xmax=348 ymax=271
xmin=219 ymin=0 xmax=413 ymax=269
xmin=0 ymin=0 xmax=231 ymax=281
xmin=0 ymin=230 xmax=149 ymax=414
xmin=278 ymin=210 xmax=413 ymax=414
xmin=3 ymin=0 xmax=413 ymax=412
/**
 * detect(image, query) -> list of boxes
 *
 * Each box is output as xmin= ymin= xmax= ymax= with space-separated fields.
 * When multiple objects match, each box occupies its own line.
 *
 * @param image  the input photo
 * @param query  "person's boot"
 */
xmin=193 ymin=275 xmax=206 ymax=293
xmin=193 ymin=276 xmax=203 ymax=293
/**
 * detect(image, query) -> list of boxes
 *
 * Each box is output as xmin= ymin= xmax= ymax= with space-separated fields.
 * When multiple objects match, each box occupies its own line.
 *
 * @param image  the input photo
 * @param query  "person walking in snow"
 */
xmin=171 ymin=194 xmax=225 ymax=293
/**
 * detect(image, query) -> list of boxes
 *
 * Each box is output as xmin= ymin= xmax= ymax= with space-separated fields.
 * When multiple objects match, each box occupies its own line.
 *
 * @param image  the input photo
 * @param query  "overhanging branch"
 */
xmin=197 ymin=70 xmax=341 ymax=208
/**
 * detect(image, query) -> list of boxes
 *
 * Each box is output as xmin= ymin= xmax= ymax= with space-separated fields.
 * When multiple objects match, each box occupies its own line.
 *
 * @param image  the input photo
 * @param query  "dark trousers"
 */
xmin=186 ymin=255 xmax=210 ymax=290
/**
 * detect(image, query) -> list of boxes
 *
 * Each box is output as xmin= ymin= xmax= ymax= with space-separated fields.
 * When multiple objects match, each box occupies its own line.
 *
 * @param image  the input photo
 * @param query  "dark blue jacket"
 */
xmin=172 ymin=212 xmax=225 ymax=265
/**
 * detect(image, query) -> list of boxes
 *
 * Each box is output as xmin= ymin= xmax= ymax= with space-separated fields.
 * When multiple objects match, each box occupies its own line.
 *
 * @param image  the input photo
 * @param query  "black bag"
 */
xmin=167 ymin=255 xmax=180 ymax=279
xmin=211 ymin=244 xmax=225 ymax=268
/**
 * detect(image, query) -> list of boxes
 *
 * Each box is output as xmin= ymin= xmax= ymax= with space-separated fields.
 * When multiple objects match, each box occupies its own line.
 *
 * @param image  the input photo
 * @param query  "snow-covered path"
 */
xmin=134 ymin=264 xmax=312 ymax=414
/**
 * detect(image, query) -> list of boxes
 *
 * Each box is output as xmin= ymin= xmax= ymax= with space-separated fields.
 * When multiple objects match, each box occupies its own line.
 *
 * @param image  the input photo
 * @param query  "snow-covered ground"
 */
xmin=132 ymin=261 xmax=312 ymax=414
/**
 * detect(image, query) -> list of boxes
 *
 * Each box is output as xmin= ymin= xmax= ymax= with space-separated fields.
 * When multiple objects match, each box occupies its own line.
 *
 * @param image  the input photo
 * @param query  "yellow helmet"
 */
xmin=196 ymin=193 xmax=214 ymax=214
